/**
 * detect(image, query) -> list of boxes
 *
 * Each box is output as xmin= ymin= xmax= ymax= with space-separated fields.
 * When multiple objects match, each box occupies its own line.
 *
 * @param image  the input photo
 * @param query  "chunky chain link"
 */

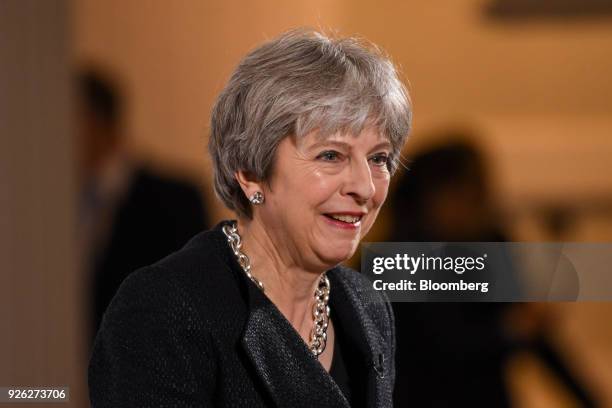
xmin=221 ymin=221 xmax=330 ymax=357
xmin=222 ymin=222 xmax=265 ymax=291
xmin=309 ymin=274 xmax=330 ymax=356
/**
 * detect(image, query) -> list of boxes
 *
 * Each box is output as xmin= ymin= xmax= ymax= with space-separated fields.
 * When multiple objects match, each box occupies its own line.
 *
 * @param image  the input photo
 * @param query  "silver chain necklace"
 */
xmin=222 ymin=222 xmax=330 ymax=357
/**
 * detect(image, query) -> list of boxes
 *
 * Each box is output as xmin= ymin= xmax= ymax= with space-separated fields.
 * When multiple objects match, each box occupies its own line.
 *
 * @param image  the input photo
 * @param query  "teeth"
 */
xmin=330 ymin=214 xmax=361 ymax=223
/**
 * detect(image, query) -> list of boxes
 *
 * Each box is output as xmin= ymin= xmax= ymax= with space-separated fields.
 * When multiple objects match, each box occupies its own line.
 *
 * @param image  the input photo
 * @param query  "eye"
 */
xmin=369 ymin=153 xmax=389 ymax=167
xmin=317 ymin=150 xmax=342 ymax=162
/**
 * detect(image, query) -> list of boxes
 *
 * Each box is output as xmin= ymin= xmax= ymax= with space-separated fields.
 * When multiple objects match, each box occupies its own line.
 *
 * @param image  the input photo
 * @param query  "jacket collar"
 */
xmin=241 ymin=278 xmax=350 ymax=408
xmin=213 ymin=221 xmax=387 ymax=407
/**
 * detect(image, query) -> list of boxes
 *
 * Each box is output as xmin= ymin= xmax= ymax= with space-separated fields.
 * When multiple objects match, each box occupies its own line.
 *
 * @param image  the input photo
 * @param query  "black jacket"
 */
xmin=89 ymin=221 xmax=396 ymax=407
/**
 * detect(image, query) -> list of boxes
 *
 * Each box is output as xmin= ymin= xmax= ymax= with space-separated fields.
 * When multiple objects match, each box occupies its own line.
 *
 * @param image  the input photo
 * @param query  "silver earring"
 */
xmin=249 ymin=191 xmax=264 ymax=205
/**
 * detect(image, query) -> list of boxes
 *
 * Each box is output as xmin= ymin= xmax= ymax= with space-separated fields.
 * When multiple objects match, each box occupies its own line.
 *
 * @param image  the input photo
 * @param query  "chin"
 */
xmin=319 ymin=244 xmax=358 ymax=266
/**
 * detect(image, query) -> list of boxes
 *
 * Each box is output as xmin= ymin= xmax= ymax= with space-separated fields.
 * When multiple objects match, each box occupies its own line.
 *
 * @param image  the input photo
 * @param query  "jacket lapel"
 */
xmin=240 ymin=269 xmax=391 ymax=408
xmin=327 ymin=269 xmax=391 ymax=408
xmin=241 ymin=280 xmax=350 ymax=408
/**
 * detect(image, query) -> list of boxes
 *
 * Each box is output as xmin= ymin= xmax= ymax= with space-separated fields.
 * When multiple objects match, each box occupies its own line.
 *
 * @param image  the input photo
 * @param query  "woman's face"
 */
xmin=256 ymin=127 xmax=392 ymax=272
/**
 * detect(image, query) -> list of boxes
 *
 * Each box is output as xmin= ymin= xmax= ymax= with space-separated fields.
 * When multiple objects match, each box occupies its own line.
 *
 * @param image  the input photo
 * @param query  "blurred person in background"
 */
xmin=76 ymin=68 xmax=208 ymax=341
xmin=390 ymin=135 xmax=597 ymax=407
xmin=88 ymin=29 xmax=411 ymax=407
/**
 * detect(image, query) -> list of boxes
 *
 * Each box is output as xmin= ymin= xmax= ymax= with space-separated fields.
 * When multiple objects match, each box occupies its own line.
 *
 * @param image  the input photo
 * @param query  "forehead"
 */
xmin=296 ymin=126 xmax=390 ymax=149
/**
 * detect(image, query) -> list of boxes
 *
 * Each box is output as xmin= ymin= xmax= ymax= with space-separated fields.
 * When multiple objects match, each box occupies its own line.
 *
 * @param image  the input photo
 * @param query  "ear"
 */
xmin=235 ymin=170 xmax=264 ymax=200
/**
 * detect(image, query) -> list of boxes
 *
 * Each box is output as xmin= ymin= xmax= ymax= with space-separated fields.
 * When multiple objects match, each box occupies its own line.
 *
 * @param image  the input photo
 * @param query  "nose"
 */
xmin=341 ymin=157 xmax=375 ymax=204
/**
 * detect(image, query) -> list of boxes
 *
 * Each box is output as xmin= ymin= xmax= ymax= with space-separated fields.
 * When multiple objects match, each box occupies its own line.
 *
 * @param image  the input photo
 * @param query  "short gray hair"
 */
xmin=209 ymin=28 xmax=412 ymax=218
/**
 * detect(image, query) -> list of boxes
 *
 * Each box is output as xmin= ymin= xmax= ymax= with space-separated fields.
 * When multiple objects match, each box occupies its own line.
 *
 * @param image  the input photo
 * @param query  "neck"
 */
xmin=236 ymin=217 xmax=324 ymax=340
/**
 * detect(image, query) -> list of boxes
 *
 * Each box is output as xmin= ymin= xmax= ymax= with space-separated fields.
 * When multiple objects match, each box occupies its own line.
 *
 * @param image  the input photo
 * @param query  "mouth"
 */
xmin=322 ymin=212 xmax=365 ymax=229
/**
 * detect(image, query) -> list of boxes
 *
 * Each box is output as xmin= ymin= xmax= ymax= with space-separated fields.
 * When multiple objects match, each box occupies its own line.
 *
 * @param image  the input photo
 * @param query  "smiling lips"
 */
xmin=323 ymin=212 xmax=366 ymax=229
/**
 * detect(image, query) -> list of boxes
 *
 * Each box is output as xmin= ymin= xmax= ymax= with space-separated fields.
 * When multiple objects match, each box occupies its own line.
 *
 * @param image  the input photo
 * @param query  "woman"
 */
xmin=89 ymin=29 xmax=411 ymax=408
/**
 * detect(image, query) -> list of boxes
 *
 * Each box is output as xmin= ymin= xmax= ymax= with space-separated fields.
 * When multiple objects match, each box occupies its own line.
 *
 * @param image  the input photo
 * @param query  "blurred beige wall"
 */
xmin=1 ymin=1 xmax=86 ymax=406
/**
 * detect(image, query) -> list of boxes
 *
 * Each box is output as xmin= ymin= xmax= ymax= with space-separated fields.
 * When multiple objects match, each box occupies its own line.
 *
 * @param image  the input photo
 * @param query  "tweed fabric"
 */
xmin=89 ymin=220 xmax=395 ymax=407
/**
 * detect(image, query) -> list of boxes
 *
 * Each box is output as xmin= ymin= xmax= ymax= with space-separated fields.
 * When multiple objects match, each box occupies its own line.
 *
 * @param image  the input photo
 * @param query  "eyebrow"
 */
xmin=307 ymin=139 xmax=392 ymax=153
xmin=369 ymin=140 xmax=392 ymax=152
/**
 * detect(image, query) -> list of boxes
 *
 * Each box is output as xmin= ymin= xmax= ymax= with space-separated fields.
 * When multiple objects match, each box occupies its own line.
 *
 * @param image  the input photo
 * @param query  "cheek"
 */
xmin=372 ymin=176 xmax=390 ymax=208
xmin=267 ymin=168 xmax=340 ymax=230
xmin=361 ymin=178 xmax=390 ymax=236
xmin=296 ymin=168 xmax=342 ymax=206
